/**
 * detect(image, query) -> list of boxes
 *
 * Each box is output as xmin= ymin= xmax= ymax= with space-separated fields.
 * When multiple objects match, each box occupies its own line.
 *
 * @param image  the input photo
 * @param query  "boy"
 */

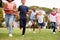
xmin=49 ymin=8 xmax=57 ymax=34
xmin=18 ymin=0 xmax=29 ymax=36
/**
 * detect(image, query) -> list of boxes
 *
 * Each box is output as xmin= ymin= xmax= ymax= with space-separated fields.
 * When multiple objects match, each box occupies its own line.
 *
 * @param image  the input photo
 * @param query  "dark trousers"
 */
xmin=20 ymin=19 xmax=26 ymax=35
xmin=51 ymin=22 xmax=56 ymax=32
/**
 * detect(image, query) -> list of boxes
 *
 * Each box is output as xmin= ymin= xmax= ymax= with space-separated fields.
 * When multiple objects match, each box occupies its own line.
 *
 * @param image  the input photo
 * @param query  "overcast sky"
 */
xmin=2 ymin=0 xmax=60 ymax=9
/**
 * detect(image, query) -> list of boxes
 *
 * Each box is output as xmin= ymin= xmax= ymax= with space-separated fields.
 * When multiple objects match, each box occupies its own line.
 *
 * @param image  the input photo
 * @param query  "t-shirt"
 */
xmin=38 ymin=15 xmax=44 ymax=23
xmin=4 ymin=1 xmax=16 ymax=14
xmin=49 ymin=13 xmax=56 ymax=22
xmin=18 ymin=5 xmax=28 ymax=19
xmin=30 ymin=11 xmax=36 ymax=20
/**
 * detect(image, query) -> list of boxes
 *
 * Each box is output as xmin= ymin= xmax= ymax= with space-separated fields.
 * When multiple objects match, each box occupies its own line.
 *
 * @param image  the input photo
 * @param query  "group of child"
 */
xmin=3 ymin=0 xmax=60 ymax=37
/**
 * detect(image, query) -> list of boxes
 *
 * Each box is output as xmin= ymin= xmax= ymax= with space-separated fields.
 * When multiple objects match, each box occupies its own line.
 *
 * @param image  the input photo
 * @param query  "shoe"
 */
xmin=59 ymin=30 xmax=60 ymax=32
xmin=9 ymin=34 xmax=12 ymax=37
xmin=53 ymin=32 xmax=56 ymax=34
xmin=22 ymin=35 xmax=24 ymax=36
xmin=50 ymin=29 xmax=53 ymax=32
xmin=33 ymin=31 xmax=36 ymax=33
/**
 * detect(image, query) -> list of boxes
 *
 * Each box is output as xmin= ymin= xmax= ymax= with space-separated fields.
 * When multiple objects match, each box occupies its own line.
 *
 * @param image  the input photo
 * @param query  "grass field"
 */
xmin=0 ymin=28 xmax=60 ymax=40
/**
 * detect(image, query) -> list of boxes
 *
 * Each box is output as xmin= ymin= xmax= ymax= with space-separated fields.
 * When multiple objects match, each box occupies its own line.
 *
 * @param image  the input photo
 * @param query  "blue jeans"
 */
xmin=51 ymin=22 xmax=56 ymax=32
xmin=5 ymin=14 xmax=14 ymax=34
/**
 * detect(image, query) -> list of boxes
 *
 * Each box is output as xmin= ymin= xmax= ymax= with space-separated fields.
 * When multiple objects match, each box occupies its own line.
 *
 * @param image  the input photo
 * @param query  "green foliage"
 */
xmin=0 ymin=0 xmax=2 ymax=7
xmin=0 ymin=8 xmax=4 ymax=27
xmin=29 ymin=6 xmax=52 ymax=14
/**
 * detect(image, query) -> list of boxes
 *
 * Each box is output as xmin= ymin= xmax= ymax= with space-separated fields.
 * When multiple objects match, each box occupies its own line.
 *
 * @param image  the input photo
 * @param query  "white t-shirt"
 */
xmin=49 ymin=14 xmax=56 ymax=22
xmin=38 ymin=15 xmax=44 ymax=23
xmin=30 ymin=11 xmax=36 ymax=20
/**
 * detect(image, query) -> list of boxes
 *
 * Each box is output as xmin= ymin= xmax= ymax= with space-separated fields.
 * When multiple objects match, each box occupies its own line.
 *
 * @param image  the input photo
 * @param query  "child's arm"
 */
xmin=27 ymin=10 xmax=32 ymax=18
xmin=43 ymin=15 xmax=45 ymax=22
xmin=17 ymin=6 xmax=20 ymax=20
xmin=4 ymin=3 xmax=9 ymax=11
xmin=37 ymin=15 xmax=39 ymax=20
xmin=56 ymin=15 xmax=58 ymax=23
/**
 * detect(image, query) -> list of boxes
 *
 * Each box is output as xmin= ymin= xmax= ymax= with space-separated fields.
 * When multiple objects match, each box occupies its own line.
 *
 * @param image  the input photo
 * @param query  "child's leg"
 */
xmin=31 ymin=20 xmax=35 ymax=31
xmin=12 ymin=22 xmax=14 ymax=28
xmin=5 ymin=14 xmax=9 ymax=28
xmin=33 ymin=24 xmax=35 ymax=31
xmin=20 ymin=19 xmax=23 ymax=30
xmin=38 ymin=23 xmax=42 ymax=32
xmin=8 ymin=15 xmax=14 ymax=34
xmin=52 ymin=22 xmax=56 ymax=32
xmin=59 ymin=24 xmax=60 ymax=31
xmin=22 ymin=19 xmax=26 ymax=35
xmin=39 ymin=26 xmax=41 ymax=32
xmin=53 ymin=26 xmax=56 ymax=32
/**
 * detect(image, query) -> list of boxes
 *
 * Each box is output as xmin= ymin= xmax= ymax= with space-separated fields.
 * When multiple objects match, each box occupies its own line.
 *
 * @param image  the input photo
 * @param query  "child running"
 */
xmin=56 ymin=9 xmax=60 ymax=32
xmin=30 ymin=7 xmax=37 ymax=33
xmin=18 ymin=0 xmax=29 ymax=36
xmin=4 ymin=0 xmax=16 ymax=37
xmin=37 ymin=10 xmax=44 ymax=32
xmin=49 ymin=8 xmax=57 ymax=34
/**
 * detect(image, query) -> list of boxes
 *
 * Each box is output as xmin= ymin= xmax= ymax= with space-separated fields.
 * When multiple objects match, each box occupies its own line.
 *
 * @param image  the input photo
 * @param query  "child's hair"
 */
xmin=6 ymin=0 xmax=14 ymax=1
xmin=53 ymin=7 xmax=56 ymax=9
xmin=39 ymin=10 xmax=42 ymax=13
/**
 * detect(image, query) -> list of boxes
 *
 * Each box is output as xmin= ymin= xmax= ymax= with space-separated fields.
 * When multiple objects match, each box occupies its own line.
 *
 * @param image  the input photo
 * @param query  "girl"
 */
xmin=37 ymin=10 xmax=44 ymax=32
xmin=49 ymin=8 xmax=57 ymax=34
xmin=4 ymin=0 xmax=16 ymax=37
xmin=30 ymin=7 xmax=37 ymax=33
xmin=56 ymin=9 xmax=60 ymax=32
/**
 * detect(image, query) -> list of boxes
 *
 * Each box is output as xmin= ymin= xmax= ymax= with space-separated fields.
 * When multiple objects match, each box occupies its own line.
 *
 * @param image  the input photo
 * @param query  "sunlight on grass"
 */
xmin=0 ymin=28 xmax=60 ymax=40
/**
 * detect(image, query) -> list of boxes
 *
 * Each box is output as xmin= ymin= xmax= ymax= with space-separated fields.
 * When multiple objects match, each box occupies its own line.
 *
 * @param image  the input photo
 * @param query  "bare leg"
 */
xmin=59 ymin=25 xmax=60 ymax=31
xmin=39 ymin=26 xmax=41 ymax=32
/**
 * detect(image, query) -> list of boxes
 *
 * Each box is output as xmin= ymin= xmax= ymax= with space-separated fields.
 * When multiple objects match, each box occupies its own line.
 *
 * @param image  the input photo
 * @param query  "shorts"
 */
xmin=20 ymin=19 xmax=26 ymax=27
xmin=30 ymin=19 xmax=36 ymax=22
xmin=38 ymin=23 xmax=44 ymax=27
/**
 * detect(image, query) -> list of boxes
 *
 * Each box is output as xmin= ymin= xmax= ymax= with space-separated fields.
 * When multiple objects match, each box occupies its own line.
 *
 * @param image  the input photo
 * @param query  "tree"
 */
xmin=0 ymin=0 xmax=2 ymax=7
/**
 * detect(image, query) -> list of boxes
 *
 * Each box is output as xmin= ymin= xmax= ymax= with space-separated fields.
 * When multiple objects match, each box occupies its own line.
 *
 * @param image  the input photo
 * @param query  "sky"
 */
xmin=2 ymin=0 xmax=60 ymax=9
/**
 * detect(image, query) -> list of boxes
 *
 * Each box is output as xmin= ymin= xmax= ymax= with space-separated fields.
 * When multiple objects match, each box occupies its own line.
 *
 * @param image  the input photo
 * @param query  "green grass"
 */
xmin=0 ymin=28 xmax=60 ymax=40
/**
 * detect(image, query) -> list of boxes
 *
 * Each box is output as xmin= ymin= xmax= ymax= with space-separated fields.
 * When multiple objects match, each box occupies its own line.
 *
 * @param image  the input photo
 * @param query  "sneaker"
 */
xmin=9 ymin=34 xmax=12 ymax=37
xmin=59 ymin=30 xmax=60 ymax=32
xmin=33 ymin=31 xmax=36 ymax=33
xmin=50 ymin=29 xmax=53 ymax=32
xmin=53 ymin=32 xmax=56 ymax=34
xmin=22 ymin=35 xmax=24 ymax=36
xmin=29 ymin=29 xmax=31 ymax=31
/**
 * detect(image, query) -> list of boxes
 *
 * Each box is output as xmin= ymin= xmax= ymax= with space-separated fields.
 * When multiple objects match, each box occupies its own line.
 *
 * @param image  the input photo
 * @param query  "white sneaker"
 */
xmin=50 ymin=29 xmax=53 ymax=32
xmin=22 ymin=35 xmax=24 ymax=37
xmin=33 ymin=31 xmax=36 ymax=33
xmin=9 ymin=34 xmax=12 ymax=37
xmin=53 ymin=32 xmax=56 ymax=34
xmin=59 ymin=30 xmax=60 ymax=32
xmin=29 ymin=29 xmax=31 ymax=31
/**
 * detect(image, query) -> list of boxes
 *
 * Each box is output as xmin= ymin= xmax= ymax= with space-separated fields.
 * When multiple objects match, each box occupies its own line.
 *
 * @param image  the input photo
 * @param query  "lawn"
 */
xmin=0 ymin=28 xmax=60 ymax=40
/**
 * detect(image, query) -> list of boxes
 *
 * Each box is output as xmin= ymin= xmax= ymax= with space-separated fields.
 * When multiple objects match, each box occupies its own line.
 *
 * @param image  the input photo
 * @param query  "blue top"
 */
xmin=18 ymin=5 xmax=28 ymax=19
xmin=30 ymin=11 xmax=36 ymax=20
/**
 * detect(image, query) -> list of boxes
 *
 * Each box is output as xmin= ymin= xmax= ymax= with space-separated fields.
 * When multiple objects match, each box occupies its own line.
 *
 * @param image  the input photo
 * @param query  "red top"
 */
xmin=4 ymin=2 xmax=16 ymax=14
